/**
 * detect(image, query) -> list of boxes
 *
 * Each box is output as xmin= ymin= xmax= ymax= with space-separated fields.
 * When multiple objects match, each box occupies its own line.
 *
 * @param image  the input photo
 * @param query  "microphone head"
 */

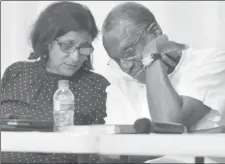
xmin=134 ymin=118 xmax=152 ymax=134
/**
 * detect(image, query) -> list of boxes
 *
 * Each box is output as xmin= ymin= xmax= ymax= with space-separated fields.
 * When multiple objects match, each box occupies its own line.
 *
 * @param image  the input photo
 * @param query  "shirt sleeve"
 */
xmin=1 ymin=62 xmax=23 ymax=101
xmin=104 ymin=80 xmax=138 ymax=125
xmin=1 ymin=62 xmax=21 ymax=91
xmin=178 ymin=49 xmax=225 ymax=117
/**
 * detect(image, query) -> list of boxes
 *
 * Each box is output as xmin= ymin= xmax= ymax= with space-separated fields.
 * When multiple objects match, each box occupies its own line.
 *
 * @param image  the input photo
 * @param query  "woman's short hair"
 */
xmin=29 ymin=1 xmax=98 ymax=70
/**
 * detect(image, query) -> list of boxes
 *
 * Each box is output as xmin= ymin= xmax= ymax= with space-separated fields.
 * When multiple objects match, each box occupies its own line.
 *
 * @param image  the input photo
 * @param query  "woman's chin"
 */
xmin=59 ymin=67 xmax=80 ymax=77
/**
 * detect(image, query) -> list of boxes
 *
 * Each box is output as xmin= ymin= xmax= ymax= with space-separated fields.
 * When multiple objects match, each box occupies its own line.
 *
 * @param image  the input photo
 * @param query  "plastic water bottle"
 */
xmin=53 ymin=80 xmax=75 ymax=132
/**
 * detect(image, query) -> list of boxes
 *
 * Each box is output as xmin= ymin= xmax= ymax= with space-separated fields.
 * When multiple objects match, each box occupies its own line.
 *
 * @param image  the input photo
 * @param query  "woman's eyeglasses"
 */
xmin=55 ymin=39 xmax=94 ymax=56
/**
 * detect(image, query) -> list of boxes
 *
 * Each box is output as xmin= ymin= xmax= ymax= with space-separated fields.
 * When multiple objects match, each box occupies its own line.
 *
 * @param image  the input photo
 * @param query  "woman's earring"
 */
xmin=42 ymin=54 xmax=48 ymax=62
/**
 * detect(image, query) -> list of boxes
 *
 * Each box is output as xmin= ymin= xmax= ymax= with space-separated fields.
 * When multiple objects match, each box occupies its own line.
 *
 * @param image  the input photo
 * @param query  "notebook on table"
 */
xmin=0 ymin=115 xmax=54 ymax=132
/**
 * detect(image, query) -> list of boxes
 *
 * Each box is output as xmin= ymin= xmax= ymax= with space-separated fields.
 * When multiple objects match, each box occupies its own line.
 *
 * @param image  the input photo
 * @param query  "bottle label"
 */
xmin=54 ymin=100 xmax=75 ymax=130
xmin=54 ymin=100 xmax=61 ymax=112
xmin=54 ymin=100 xmax=74 ymax=111
xmin=60 ymin=103 xmax=74 ymax=111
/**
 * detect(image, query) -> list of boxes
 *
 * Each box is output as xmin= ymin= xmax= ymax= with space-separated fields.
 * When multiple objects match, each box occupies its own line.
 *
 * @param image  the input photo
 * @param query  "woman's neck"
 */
xmin=46 ymin=60 xmax=58 ymax=74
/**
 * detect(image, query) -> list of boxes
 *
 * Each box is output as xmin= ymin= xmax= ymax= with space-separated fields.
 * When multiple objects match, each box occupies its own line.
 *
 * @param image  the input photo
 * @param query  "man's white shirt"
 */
xmin=104 ymin=48 xmax=225 ymax=163
xmin=105 ymin=48 xmax=225 ymax=130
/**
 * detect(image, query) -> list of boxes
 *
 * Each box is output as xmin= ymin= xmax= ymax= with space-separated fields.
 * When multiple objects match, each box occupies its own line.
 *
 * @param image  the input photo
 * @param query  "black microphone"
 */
xmin=113 ymin=118 xmax=186 ymax=134
xmin=134 ymin=118 xmax=186 ymax=134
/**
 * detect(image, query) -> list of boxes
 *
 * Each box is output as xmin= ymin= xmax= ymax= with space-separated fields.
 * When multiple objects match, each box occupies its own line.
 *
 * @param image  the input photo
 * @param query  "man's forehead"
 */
xmin=104 ymin=34 xmax=131 ymax=58
xmin=103 ymin=22 xmax=142 ymax=58
xmin=105 ymin=26 xmax=138 ymax=48
xmin=103 ymin=33 xmax=122 ymax=58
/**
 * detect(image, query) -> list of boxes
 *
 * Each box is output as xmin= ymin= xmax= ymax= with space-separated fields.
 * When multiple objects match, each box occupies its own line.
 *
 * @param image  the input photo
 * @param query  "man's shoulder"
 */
xmin=174 ymin=48 xmax=225 ymax=72
xmin=183 ymin=48 xmax=225 ymax=60
xmin=171 ymin=47 xmax=225 ymax=91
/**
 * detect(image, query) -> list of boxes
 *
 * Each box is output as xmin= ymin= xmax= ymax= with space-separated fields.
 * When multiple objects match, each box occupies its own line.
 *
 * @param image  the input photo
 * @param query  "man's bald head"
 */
xmin=102 ymin=2 xmax=159 ymax=37
xmin=102 ymin=2 xmax=162 ymax=83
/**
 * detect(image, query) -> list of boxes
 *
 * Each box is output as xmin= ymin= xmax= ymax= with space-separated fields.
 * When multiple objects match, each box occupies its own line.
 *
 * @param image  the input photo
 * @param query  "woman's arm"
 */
xmin=1 ymin=62 xmax=21 ymax=93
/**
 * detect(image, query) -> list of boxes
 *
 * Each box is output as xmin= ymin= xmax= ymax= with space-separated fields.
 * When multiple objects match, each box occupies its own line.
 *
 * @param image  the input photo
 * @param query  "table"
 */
xmin=1 ymin=130 xmax=225 ymax=163
xmin=1 ymin=132 xmax=99 ymax=154
xmin=1 ymin=125 xmax=116 ymax=154
xmin=99 ymin=134 xmax=225 ymax=157
xmin=99 ymin=134 xmax=225 ymax=163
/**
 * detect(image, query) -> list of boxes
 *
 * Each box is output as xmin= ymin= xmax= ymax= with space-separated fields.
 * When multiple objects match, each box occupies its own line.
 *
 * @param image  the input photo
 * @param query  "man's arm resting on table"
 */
xmin=145 ymin=60 xmax=211 ymax=129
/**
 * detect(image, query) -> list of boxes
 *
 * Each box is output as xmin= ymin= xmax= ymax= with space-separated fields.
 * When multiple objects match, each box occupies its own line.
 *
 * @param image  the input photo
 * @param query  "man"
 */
xmin=102 ymin=1 xmax=225 ymax=131
xmin=101 ymin=2 xmax=225 ymax=163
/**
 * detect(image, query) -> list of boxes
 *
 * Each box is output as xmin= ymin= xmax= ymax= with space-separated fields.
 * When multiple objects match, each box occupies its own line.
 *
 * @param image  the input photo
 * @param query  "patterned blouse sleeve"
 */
xmin=92 ymin=74 xmax=110 ymax=124
xmin=1 ymin=62 xmax=22 ymax=100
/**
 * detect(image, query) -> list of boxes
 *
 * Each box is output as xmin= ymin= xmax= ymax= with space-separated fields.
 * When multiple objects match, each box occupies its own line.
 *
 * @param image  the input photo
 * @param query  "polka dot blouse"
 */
xmin=1 ymin=61 xmax=110 ymax=163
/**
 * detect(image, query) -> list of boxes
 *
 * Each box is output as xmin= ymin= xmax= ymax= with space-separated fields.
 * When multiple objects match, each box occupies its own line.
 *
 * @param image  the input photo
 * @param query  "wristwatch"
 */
xmin=142 ymin=52 xmax=162 ymax=68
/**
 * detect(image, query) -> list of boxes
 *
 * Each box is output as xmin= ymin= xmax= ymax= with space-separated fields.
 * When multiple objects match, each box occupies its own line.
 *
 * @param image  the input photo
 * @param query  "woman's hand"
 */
xmin=142 ymin=35 xmax=188 ymax=73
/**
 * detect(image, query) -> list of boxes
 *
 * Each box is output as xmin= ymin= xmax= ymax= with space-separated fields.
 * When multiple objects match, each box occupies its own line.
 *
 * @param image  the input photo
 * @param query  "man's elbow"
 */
xmin=153 ymin=97 xmax=184 ymax=124
xmin=164 ymin=110 xmax=184 ymax=125
xmin=162 ymin=108 xmax=196 ymax=129
xmin=151 ymin=108 xmax=184 ymax=125
xmin=150 ymin=97 xmax=211 ymax=129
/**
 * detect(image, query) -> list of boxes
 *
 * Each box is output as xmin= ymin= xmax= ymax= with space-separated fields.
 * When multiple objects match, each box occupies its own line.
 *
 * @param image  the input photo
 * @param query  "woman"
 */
xmin=1 ymin=2 xmax=109 ymax=163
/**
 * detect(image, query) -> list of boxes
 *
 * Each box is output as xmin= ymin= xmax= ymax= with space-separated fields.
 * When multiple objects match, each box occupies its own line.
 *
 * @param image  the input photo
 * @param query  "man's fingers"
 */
xmin=165 ymin=51 xmax=182 ymax=62
xmin=161 ymin=53 xmax=178 ymax=68
xmin=161 ymin=54 xmax=177 ymax=74
xmin=158 ymin=42 xmax=187 ymax=53
xmin=170 ymin=41 xmax=188 ymax=50
xmin=153 ymin=35 xmax=188 ymax=53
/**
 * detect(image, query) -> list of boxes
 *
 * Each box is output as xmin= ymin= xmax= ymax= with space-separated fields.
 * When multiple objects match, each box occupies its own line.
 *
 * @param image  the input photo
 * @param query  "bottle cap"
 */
xmin=58 ymin=80 xmax=69 ymax=87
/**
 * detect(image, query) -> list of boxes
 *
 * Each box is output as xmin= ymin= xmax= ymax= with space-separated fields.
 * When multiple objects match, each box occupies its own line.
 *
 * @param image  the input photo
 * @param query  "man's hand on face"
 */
xmin=142 ymin=34 xmax=189 ymax=74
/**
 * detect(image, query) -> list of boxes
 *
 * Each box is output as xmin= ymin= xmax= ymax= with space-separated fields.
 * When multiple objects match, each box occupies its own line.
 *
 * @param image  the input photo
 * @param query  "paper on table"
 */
xmin=60 ymin=125 xmax=117 ymax=135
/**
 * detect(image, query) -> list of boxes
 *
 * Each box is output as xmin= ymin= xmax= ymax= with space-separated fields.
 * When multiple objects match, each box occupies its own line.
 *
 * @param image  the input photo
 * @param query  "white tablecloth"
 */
xmin=1 ymin=126 xmax=225 ymax=158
